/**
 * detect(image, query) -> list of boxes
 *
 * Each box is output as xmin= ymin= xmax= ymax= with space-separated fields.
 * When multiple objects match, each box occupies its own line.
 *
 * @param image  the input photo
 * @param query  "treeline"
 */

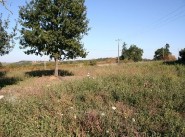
xmin=120 ymin=42 xmax=185 ymax=62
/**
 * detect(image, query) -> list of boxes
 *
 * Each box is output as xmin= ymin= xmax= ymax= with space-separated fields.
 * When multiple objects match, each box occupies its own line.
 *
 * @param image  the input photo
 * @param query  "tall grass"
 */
xmin=0 ymin=62 xmax=185 ymax=136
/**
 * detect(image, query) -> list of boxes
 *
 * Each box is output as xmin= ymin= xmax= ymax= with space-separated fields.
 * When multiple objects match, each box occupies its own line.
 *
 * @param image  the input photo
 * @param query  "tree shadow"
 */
xmin=0 ymin=77 xmax=22 ymax=89
xmin=0 ymin=71 xmax=6 ymax=77
xmin=25 ymin=69 xmax=74 ymax=77
xmin=163 ymin=60 xmax=185 ymax=66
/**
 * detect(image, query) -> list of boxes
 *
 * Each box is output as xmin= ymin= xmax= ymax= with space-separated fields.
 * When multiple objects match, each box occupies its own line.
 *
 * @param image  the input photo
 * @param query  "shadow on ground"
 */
xmin=163 ymin=60 xmax=185 ymax=66
xmin=25 ymin=69 xmax=74 ymax=77
xmin=0 ymin=71 xmax=6 ymax=77
xmin=0 ymin=77 xmax=22 ymax=89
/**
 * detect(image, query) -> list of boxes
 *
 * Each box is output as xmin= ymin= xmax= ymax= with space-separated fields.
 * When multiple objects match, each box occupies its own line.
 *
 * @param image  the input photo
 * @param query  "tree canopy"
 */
xmin=120 ymin=44 xmax=143 ymax=62
xmin=19 ymin=0 xmax=89 ymax=76
xmin=179 ymin=48 xmax=185 ymax=61
xmin=154 ymin=44 xmax=171 ymax=60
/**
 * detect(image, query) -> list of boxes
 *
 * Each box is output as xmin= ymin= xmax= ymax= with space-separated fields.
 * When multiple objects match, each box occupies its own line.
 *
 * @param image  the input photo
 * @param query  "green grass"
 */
xmin=0 ymin=61 xmax=185 ymax=136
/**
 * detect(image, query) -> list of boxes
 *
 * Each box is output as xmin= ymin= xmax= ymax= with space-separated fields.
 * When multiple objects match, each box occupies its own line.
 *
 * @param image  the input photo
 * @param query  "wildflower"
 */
xmin=101 ymin=112 xmax=105 ymax=116
xmin=57 ymin=112 xmax=63 ymax=117
xmin=132 ymin=118 xmax=136 ymax=122
xmin=74 ymin=114 xmax=77 ymax=119
xmin=112 ymin=106 xmax=116 ymax=110
xmin=70 ymin=107 xmax=74 ymax=109
xmin=106 ymin=130 xmax=109 ymax=133
xmin=0 ymin=95 xmax=4 ymax=100
xmin=87 ymin=73 xmax=90 ymax=77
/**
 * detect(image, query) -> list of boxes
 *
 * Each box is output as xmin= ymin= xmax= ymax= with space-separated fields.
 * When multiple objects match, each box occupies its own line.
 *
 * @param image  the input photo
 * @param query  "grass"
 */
xmin=0 ymin=61 xmax=185 ymax=136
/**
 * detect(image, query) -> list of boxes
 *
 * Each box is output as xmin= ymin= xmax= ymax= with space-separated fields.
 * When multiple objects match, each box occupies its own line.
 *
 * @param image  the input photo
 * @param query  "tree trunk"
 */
xmin=54 ymin=58 xmax=58 ymax=77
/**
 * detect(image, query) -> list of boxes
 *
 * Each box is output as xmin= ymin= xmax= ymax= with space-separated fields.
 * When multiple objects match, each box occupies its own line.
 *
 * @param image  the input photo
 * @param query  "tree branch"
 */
xmin=0 ymin=0 xmax=13 ymax=14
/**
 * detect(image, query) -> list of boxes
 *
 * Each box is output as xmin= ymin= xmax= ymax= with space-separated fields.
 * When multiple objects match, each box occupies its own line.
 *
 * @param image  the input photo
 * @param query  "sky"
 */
xmin=0 ymin=0 xmax=185 ymax=62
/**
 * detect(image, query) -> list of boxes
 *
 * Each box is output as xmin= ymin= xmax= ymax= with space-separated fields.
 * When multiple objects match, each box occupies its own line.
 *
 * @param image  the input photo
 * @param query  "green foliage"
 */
xmin=83 ymin=60 xmax=97 ymax=66
xmin=0 ymin=62 xmax=2 ymax=68
xmin=0 ymin=14 xmax=16 ymax=56
xmin=154 ymin=43 xmax=171 ymax=60
xmin=19 ymin=0 xmax=89 ymax=60
xmin=120 ymin=44 xmax=143 ymax=62
xmin=179 ymin=48 xmax=185 ymax=61
xmin=120 ymin=42 xmax=127 ymax=60
xmin=0 ymin=62 xmax=185 ymax=136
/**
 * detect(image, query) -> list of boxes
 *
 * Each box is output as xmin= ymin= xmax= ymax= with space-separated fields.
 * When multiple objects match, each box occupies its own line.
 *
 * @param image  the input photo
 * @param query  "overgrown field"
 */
xmin=0 ymin=61 xmax=185 ymax=136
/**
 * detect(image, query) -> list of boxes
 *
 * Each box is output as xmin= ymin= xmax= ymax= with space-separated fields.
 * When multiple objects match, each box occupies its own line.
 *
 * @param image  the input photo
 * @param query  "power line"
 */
xmin=136 ymin=4 xmax=185 ymax=37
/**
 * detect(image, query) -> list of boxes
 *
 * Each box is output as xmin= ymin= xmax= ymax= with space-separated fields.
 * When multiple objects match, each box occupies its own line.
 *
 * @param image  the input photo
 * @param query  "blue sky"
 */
xmin=0 ymin=0 xmax=185 ymax=62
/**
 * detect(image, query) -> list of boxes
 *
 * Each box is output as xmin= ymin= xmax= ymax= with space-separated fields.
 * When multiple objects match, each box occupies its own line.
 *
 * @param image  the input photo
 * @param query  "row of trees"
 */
xmin=120 ymin=43 xmax=185 ymax=62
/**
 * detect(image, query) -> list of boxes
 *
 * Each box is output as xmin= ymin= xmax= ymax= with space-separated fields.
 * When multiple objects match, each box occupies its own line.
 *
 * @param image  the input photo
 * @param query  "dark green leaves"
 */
xmin=19 ymin=0 xmax=89 ymax=60
xmin=154 ymin=43 xmax=171 ymax=60
xmin=120 ymin=43 xmax=143 ymax=62
xmin=0 ymin=15 xmax=16 ymax=56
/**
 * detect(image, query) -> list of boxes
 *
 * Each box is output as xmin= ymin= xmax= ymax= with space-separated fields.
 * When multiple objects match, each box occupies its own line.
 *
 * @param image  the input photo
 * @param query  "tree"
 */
xmin=19 ymin=0 xmax=89 ymax=76
xmin=120 ymin=42 xmax=127 ymax=60
xmin=154 ymin=43 xmax=171 ymax=60
xmin=120 ymin=44 xmax=143 ymax=62
xmin=179 ymin=48 xmax=185 ymax=61
xmin=0 ymin=15 xmax=16 ymax=56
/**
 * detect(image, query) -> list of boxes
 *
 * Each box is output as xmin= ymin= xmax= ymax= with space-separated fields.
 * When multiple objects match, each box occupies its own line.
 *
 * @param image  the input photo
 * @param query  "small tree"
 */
xmin=179 ymin=48 xmax=185 ymax=61
xmin=120 ymin=42 xmax=127 ymax=60
xmin=154 ymin=43 xmax=171 ymax=60
xmin=19 ymin=0 xmax=89 ymax=76
xmin=120 ymin=44 xmax=143 ymax=62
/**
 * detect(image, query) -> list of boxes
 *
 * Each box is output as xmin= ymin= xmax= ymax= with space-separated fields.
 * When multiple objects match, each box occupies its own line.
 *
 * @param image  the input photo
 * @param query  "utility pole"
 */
xmin=163 ymin=47 xmax=164 ymax=60
xmin=116 ymin=39 xmax=121 ymax=64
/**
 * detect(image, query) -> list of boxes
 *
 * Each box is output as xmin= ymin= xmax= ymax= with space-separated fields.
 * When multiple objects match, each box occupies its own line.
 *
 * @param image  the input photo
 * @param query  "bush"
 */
xmin=179 ymin=48 xmax=185 ymax=61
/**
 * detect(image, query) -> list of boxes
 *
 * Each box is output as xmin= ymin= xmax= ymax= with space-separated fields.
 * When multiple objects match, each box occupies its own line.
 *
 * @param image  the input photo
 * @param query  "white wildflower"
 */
xmin=0 ymin=95 xmax=4 ymax=100
xmin=132 ymin=118 xmax=136 ymax=122
xmin=112 ymin=106 xmax=116 ymax=110
xmin=70 ymin=107 xmax=74 ymax=109
xmin=101 ymin=112 xmax=105 ymax=116
xmin=74 ymin=114 xmax=77 ymax=119
xmin=57 ymin=113 xmax=63 ymax=117
xmin=106 ymin=130 xmax=109 ymax=133
xmin=87 ymin=73 xmax=90 ymax=77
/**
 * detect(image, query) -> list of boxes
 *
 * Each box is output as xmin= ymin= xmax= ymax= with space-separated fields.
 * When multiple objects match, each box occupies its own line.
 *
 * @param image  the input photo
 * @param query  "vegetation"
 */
xmin=154 ymin=43 xmax=172 ymax=60
xmin=120 ymin=43 xmax=143 ymax=62
xmin=0 ymin=15 xmax=16 ymax=56
xmin=19 ymin=0 xmax=89 ymax=76
xmin=0 ymin=61 xmax=184 ymax=136
xmin=179 ymin=48 xmax=185 ymax=61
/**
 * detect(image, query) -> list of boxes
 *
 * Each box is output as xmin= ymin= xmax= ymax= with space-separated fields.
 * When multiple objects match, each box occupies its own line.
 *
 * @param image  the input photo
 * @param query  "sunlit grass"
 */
xmin=0 ymin=61 xmax=185 ymax=136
